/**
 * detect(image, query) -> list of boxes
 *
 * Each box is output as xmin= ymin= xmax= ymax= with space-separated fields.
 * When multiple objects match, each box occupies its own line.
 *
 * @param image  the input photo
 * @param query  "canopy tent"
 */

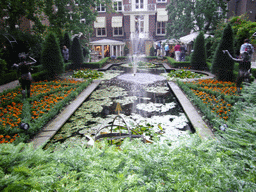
xmin=179 ymin=32 xmax=213 ymax=44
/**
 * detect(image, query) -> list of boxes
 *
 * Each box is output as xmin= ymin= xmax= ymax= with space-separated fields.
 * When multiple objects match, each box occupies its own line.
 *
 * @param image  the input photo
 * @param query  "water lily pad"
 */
xmin=136 ymin=102 xmax=176 ymax=113
xmin=144 ymin=86 xmax=169 ymax=94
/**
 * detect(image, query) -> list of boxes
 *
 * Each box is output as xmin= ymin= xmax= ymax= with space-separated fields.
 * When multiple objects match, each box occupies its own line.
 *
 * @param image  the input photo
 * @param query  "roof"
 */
xmin=90 ymin=39 xmax=125 ymax=46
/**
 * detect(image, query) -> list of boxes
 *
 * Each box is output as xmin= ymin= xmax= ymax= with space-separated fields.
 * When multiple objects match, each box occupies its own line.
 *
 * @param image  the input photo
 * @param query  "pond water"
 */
xmin=45 ymin=64 xmax=194 ymax=149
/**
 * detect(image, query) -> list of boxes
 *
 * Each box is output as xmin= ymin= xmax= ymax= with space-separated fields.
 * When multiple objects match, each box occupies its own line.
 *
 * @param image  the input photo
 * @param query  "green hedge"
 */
xmin=0 ymin=71 xmax=17 ymax=85
xmin=31 ymin=70 xmax=48 ymax=82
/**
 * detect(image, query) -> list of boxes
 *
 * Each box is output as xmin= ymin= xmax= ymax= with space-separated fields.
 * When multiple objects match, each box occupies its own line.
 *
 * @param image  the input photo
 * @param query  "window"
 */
xmin=156 ymin=22 xmax=166 ymax=35
xmin=136 ymin=0 xmax=143 ymax=9
xmin=156 ymin=0 xmax=167 ymax=3
xmin=97 ymin=28 xmax=107 ymax=37
xmin=113 ymin=27 xmax=123 ymax=36
xmin=97 ymin=4 xmax=106 ymax=12
xmin=113 ymin=0 xmax=122 ymax=12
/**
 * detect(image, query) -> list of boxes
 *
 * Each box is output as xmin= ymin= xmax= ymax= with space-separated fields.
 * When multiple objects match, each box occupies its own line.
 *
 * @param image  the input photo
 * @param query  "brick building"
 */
xmin=90 ymin=0 xmax=256 ymax=58
xmin=89 ymin=0 xmax=170 ymax=58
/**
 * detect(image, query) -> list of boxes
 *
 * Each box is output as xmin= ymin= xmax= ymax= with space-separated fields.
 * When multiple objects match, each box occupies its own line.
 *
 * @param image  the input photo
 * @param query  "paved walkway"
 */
xmin=0 ymin=80 xmax=19 ymax=93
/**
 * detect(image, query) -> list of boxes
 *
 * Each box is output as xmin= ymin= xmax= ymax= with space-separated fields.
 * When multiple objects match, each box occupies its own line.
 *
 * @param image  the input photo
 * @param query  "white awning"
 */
xmin=179 ymin=32 xmax=213 ymax=44
xmin=90 ymin=39 xmax=125 ymax=46
xmin=94 ymin=17 xmax=106 ymax=28
xmin=111 ymin=16 xmax=123 ymax=28
xmin=157 ymin=8 xmax=168 ymax=22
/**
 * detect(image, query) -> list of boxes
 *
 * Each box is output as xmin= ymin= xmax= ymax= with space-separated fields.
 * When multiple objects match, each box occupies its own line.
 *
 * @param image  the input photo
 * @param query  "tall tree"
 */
xmin=212 ymin=23 xmax=234 ymax=81
xmin=166 ymin=0 xmax=228 ymax=39
xmin=44 ymin=0 xmax=112 ymax=38
xmin=0 ymin=0 xmax=45 ymax=33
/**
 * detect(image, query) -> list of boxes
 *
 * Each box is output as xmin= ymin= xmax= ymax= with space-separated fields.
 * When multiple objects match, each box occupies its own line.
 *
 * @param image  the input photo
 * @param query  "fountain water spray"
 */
xmin=129 ymin=15 xmax=147 ymax=76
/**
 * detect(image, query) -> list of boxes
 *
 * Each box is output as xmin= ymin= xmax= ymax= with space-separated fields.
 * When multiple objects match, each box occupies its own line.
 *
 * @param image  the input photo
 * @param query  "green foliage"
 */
xmin=212 ymin=23 xmax=235 ymax=81
xmin=41 ymin=32 xmax=64 ymax=78
xmin=0 ymin=58 xmax=7 ymax=78
xmin=72 ymin=69 xmax=103 ymax=79
xmin=63 ymin=32 xmax=71 ymax=50
xmin=0 ymin=0 xmax=45 ymax=33
xmin=70 ymin=37 xmax=83 ymax=68
xmin=0 ymin=71 xmax=17 ymax=85
xmin=213 ymin=14 xmax=256 ymax=56
xmin=168 ymin=70 xmax=204 ymax=79
xmin=191 ymin=31 xmax=207 ymax=70
xmin=166 ymin=57 xmax=191 ymax=68
xmin=124 ymin=44 xmax=129 ymax=56
xmin=166 ymin=0 xmax=227 ymax=38
xmin=149 ymin=45 xmax=155 ymax=56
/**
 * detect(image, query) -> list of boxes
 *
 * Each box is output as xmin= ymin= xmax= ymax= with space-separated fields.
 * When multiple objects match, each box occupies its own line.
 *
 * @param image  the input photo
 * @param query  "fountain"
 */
xmin=44 ymin=18 xmax=194 ymax=149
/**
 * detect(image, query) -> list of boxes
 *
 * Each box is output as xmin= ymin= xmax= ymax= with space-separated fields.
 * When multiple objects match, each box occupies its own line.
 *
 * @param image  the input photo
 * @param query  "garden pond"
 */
xmin=45 ymin=63 xmax=195 ymax=149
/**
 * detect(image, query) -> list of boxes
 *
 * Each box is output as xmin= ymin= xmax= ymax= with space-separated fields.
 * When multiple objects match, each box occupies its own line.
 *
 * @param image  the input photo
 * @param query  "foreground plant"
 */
xmin=168 ymin=69 xmax=204 ymax=79
xmin=72 ymin=69 xmax=103 ymax=79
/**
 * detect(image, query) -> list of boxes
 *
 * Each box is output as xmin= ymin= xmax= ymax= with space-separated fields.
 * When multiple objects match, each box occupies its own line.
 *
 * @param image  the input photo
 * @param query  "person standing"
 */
xmin=62 ymin=45 xmax=69 ymax=63
xmin=157 ymin=41 xmax=161 ymax=56
xmin=237 ymin=39 xmax=255 ymax=87
xmin=174 ymin=43 xmax=181 ymax=61
xmin=164 ymin=43 xmax=169 ymax=56
xmin=180 ymin=43 xmax=186 ymax=61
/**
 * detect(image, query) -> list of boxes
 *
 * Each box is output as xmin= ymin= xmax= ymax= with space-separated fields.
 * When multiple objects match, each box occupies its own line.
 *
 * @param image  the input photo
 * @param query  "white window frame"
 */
xmin=156 ymin=21 xmax=166 ymax=36
xmin=96 ymin=28 xmax=107 ymax=37
xmin=97 ymin=4 xmax=106 ymax=12
xmin=156 ymin=0 xmax=167 ymax=3
xmin=135 ymin=0 xmax=144 ymax=9
xmin=113 ymin=27 xmax=123 ymax=36
xmin=113 ymin=0 xmax=122 ymax=12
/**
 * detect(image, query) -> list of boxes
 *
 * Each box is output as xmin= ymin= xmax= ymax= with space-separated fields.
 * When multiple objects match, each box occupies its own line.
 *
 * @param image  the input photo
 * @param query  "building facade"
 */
xmin=226 ymin=0 xmax=256 ymax=22
xmin=89 ymin=0 xmax=170 ymax=58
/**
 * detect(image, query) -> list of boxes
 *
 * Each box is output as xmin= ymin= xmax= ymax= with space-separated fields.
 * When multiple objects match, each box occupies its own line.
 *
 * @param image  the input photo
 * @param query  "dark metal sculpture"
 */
xmin=222 ymin=50 xmax=251 ymax=87
xmin=12 ymin=53 xmax=36 ymax=98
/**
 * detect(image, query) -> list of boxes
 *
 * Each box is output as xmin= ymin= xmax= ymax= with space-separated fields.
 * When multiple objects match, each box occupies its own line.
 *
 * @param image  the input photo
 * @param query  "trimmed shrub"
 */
xmin=124 ymin=44 xmax=129 ymax=56
xmin=150 ymin=45 xmax=155 ymax=56
xmin=190 ymin=31 xmax=207 ymax=70
xmin=70 ymin=37 xmax=83 ymax=69
xmin=0 ymin=71 xmax=17 ymax=85
xmin=63 ymin=32 xmax=71 ymax=50
xmin=212 ymin=23 xmax=235 ymax=81
xmin=41 ymin=32 xmax=64 ymax=78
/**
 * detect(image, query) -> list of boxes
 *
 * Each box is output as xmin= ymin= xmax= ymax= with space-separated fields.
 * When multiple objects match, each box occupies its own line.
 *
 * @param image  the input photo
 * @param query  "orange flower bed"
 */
xmin=31 ymin=88 xmax=76 ymax=120
xmin=184 ymin=79 xmax=239 ymax=121
xmin=0 ymin=79 xmax=84 ymax=144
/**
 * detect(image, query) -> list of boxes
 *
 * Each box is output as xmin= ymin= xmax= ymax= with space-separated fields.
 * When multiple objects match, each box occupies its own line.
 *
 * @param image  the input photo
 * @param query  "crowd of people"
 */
xmin=155 ymin=41 xmax=187 ymax=61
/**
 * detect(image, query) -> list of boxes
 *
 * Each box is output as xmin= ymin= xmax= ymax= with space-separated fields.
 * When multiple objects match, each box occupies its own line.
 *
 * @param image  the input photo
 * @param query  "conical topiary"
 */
xmin=63 ymin=32 xmax=71 ymax=50
xmin=190 ymin=31 xmax=207 ymax=70
xmin=41 ymin=32 xmax=64 ymax=78
xmin=70 ymin=37 xmax=83 ymax=68
xmin=211 ymin=23 xmax=235 ymax=81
